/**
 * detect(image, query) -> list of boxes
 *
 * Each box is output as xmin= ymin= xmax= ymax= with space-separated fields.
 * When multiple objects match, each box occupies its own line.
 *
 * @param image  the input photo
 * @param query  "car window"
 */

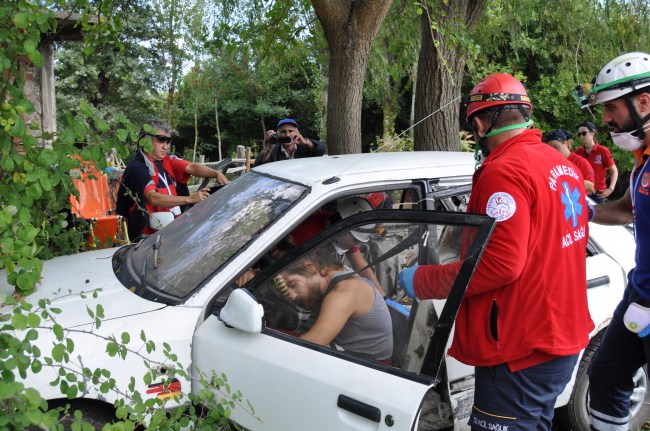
xmin=118 ymin=172 xmax=307 ymax=303
xmin=232 ymin=210 xmax=494 ymax=381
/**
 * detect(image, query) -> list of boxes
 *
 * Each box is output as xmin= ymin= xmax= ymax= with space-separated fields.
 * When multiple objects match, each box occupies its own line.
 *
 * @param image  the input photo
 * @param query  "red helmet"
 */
xmin=466 ymin=73 xmax=533 ymax=120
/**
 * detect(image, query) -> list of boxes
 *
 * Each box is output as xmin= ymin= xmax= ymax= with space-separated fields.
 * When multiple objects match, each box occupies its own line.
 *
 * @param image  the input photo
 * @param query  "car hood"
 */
xmin=0 ymin=247 xmax=166 ymax=327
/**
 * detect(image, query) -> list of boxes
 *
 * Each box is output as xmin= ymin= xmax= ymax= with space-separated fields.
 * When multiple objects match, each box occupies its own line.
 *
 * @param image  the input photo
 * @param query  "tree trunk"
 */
xmin=215 ymin=95 xmax=222 ymax=161
xmin=192 ymin=98 xmax=198 ymax=162
xmin=311 ymin=0 xmax=393 ymax=155
xmin=414 ymin=0 xmax=487 ymax=151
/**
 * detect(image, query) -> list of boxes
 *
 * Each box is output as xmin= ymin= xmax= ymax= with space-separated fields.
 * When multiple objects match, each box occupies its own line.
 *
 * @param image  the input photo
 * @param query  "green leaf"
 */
xmin=96 ymin=304 xmax=104 ymax=318
xmin=0 ymin=155 xmax=14 ymax=171
xmin=24 ymin=408 xmax=43 ymax=425
xmin=28 ymin=50 xmax=43 ymax=67
xmin=106 ymin=342 xmax=118 ymax=357
xmin=11 ymin=313 xmax=28 ymax=330
xmin=52 ymin=344 xmax=65 ymax=362
xmin=23 ymin=39 xmax=37 ymax=54
xmin=53 ymin=323 xmax=64 ymax=340
xmin=116 ymin=129 xmax=129 ymax=142
xmin=12 ymin=13 xmax=30 ymax=29
xmin=27 ymin=313 xmax=41 ymax=327
xmin=39 ymin=173 xmax=52 ymax=192
xmin=95 ymin=118 xmax=109 ymax=132
xmin=79 ymin=100 xmax=93 ymax=117
xmin=120 ymin=332 xmax=130 ymax=344
xmin=25 ymin=387 xmax=41 ymax=406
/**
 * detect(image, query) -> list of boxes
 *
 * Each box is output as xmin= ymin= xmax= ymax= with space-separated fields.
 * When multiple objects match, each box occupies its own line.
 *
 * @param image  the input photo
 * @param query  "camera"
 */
xmin=269 ymin=134 xmax=292 ymax=145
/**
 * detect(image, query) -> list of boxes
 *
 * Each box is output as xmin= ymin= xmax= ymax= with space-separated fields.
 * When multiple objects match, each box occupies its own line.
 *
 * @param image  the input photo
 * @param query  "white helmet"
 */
xmin=587 ymin=52 xmax=650 ymax=106
xmin=336 ymin=196 xmax=374 ymax=242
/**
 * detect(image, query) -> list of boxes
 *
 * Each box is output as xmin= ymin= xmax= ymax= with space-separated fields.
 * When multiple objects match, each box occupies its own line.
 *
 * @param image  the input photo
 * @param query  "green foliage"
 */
xmin=1 ymin=289 xmax=256 ymax=430
xmin=466 ymin=0 xmax=648 ymax=177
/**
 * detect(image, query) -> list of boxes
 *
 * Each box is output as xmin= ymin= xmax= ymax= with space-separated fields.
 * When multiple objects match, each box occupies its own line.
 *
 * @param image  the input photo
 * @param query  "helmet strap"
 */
xmin=484 ymin=119 xmax=534 ymax=138
xmin=472 ymin=108 xmax=532 ymax=162
xmin=623 ymin=95 xmax=650 ymax=140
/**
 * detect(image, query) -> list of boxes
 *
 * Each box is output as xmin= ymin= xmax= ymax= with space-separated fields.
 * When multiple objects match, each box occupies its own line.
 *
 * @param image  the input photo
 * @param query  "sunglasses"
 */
xmin=148 ymin=134 xmax=172 ymax=144
xmin=577 ymin=131 xmax=590 ymax=137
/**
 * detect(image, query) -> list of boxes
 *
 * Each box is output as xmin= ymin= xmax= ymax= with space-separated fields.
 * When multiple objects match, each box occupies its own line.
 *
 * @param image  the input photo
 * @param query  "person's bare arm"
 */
xmin=185 ymin=163 xmax=229 ymax=184
xmin=584 ymin=180 xmax=595 ymax=194
xmin=599 ymin=164 xmax=619 ymax=198
xmin=299 ymin=287 xmax=358 ymax=346
xmin=592 ymin=187 xmax=633 ymax=225
xmin=144 ymin=188 xmax=210 ymax=208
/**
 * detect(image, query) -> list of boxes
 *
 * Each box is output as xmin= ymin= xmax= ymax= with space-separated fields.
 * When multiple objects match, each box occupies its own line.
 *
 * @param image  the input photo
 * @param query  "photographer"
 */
xmin=255 ymin=118 xmax=325 ymax=166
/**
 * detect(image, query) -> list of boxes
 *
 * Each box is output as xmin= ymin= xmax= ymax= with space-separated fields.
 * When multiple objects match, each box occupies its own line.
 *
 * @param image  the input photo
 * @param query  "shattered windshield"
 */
xmin=127 ymin=172 xmax=307 ymax=302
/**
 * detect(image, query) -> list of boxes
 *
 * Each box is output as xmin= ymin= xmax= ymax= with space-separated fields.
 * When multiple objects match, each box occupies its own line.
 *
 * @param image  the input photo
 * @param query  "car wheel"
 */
xmin=56 ymin=400 xmax=114 ymax=431
xmin=556 ymin=333 xmax=650 ymax=430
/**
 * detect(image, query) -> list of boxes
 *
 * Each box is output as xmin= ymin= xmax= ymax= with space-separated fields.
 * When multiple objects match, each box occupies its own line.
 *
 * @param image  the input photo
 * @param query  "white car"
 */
xmin=1 ymin=152 xmax=646 ymax=430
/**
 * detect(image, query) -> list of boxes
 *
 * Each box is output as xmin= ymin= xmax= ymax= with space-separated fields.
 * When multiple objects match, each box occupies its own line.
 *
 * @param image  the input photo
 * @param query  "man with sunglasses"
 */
xmin=117 ymin=119 xmax=229 ymax=241
xmin=575 ymin=52 xmax=650 ymax=431
xmin=575 ymin=121 xmax=618 ymax=203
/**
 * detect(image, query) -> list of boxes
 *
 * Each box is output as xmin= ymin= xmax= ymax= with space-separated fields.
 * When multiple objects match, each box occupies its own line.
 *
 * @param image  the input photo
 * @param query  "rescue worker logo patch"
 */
xmin=560 ymin=181 xmax=583 ymax=228
xmin=486 ymin=192 xmax=516 ymax=222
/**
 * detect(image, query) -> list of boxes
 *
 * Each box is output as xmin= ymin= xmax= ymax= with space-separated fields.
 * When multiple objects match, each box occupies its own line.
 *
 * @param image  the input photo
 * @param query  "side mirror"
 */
xmin=150 ymin=212 xmax=174 ymax=230
xmin=219 ymin=288 xmax=264 ymax=333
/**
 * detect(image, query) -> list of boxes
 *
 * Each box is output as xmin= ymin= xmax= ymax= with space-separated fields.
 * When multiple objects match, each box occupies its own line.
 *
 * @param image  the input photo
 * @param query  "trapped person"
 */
xmin=398 ymin=74 xmax=593 ymax=430
xmin=575 ymin=121 xmax=618 ymax=203
xmin=116 ymin=119 xmax=229 ymax=241
xmin=282 ymin=243 xmax=393 ymax=363
xmin=255 ymin=118 xmax=325 ymax=166
xmin=577 ymin=51 xmax=650 ymax=431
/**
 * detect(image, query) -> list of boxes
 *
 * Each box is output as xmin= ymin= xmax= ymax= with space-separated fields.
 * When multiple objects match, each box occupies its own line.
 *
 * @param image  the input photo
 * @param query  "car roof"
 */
xmin=252 ymin=151 xmax=475 ymax=186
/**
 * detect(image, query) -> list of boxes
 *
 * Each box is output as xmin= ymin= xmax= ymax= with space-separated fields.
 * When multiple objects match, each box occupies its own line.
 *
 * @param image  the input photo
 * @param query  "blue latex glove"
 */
xmin=398 ymin=265 xmax=419 ymax=298
xmin=639 ymin=324 xmax=650 ymax=338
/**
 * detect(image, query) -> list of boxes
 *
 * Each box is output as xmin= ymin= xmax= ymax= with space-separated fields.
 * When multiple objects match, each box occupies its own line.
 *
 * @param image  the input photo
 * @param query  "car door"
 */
xmin=192 ymin=209 xmax=495 ymax=431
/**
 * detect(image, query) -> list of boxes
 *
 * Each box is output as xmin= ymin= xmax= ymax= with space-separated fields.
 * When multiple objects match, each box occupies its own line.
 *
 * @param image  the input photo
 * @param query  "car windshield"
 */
xmin=127 ymin=172 xmax=307 ymax=301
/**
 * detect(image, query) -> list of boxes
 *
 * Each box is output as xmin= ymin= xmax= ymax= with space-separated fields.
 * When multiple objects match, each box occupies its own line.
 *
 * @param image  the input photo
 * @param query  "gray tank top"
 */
xmin=328 ymin=272 xmax=394 ymax=362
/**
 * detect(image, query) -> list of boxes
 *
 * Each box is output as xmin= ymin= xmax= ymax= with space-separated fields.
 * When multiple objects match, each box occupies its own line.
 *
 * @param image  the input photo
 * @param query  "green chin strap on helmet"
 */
xmin=474 ymin=119 xmax=534 ymax=169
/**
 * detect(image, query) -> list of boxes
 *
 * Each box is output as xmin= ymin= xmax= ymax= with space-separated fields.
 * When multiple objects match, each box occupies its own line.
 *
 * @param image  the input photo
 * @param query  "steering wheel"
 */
xmin=196 ymin=158 xmax=234 ymax=192
xmin=197 ymin=176 xmax=212 ymax=191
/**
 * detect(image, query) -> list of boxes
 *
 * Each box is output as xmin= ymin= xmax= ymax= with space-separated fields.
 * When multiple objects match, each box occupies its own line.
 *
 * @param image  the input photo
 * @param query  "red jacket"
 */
xmin=414 ymin=129 xmax=594 ymax=370
xmin=575 ymin=143 xmax=615 ymax=190
xmin=568 ymin=152 xmax=595 ymax=184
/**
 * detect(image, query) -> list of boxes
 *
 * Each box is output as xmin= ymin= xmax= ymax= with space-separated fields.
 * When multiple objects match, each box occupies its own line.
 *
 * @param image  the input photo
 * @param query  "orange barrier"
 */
xmin=69 ymin=161 xmax=128 ymax=249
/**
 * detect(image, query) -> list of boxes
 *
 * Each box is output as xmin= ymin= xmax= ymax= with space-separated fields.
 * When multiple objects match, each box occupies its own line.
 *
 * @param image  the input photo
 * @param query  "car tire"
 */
xmin=556 ymin=333 xmax=650 ymax=430
xmin=56 ymin=400 xmax=114 ymax=431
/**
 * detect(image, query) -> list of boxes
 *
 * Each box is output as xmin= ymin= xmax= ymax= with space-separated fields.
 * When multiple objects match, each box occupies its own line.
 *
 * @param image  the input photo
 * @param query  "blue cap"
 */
xmin=544 ymin=129 xmax=567 ymax=142
xmin=277 ymin=118 xmax=298 ymax=129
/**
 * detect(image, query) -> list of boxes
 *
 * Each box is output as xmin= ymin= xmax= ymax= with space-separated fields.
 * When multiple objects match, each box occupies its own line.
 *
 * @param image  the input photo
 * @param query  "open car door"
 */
xmin=192 ymin=209 xmax=495 ymax=431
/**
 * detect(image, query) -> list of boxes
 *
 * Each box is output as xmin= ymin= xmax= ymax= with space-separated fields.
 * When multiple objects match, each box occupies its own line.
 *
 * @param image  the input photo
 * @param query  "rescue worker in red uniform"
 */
xmin=116 ymin=119 xmax=229 ymax=241
xmin=398 ymin=74 xmax=594 ymax=430
xmin=544 ymin=129 xmax=596 ymax=193
xmin=577 ymin=51 xmax=650 ymax=431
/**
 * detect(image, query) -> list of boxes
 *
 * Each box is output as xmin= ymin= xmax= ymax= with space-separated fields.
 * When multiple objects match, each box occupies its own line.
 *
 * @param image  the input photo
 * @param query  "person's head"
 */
xmin=560 ymin=129 xmax=575 ymax=149
xmin=282 ymin=244 xmax=342 ymax=310
xmin=140 ymin=119 xmax=173 ymax=161
xmin=577 ymin=121 xmax=598 ymax=146
xmin=584 ymin=52 xmax=650 ymax=150
xmin=544 ymin=129 xmax=570 ymax=157
xmin=465 ymin=73 xmax=533 ymax=157
xmin=276 ymin=118 xmax=299 ymax=148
